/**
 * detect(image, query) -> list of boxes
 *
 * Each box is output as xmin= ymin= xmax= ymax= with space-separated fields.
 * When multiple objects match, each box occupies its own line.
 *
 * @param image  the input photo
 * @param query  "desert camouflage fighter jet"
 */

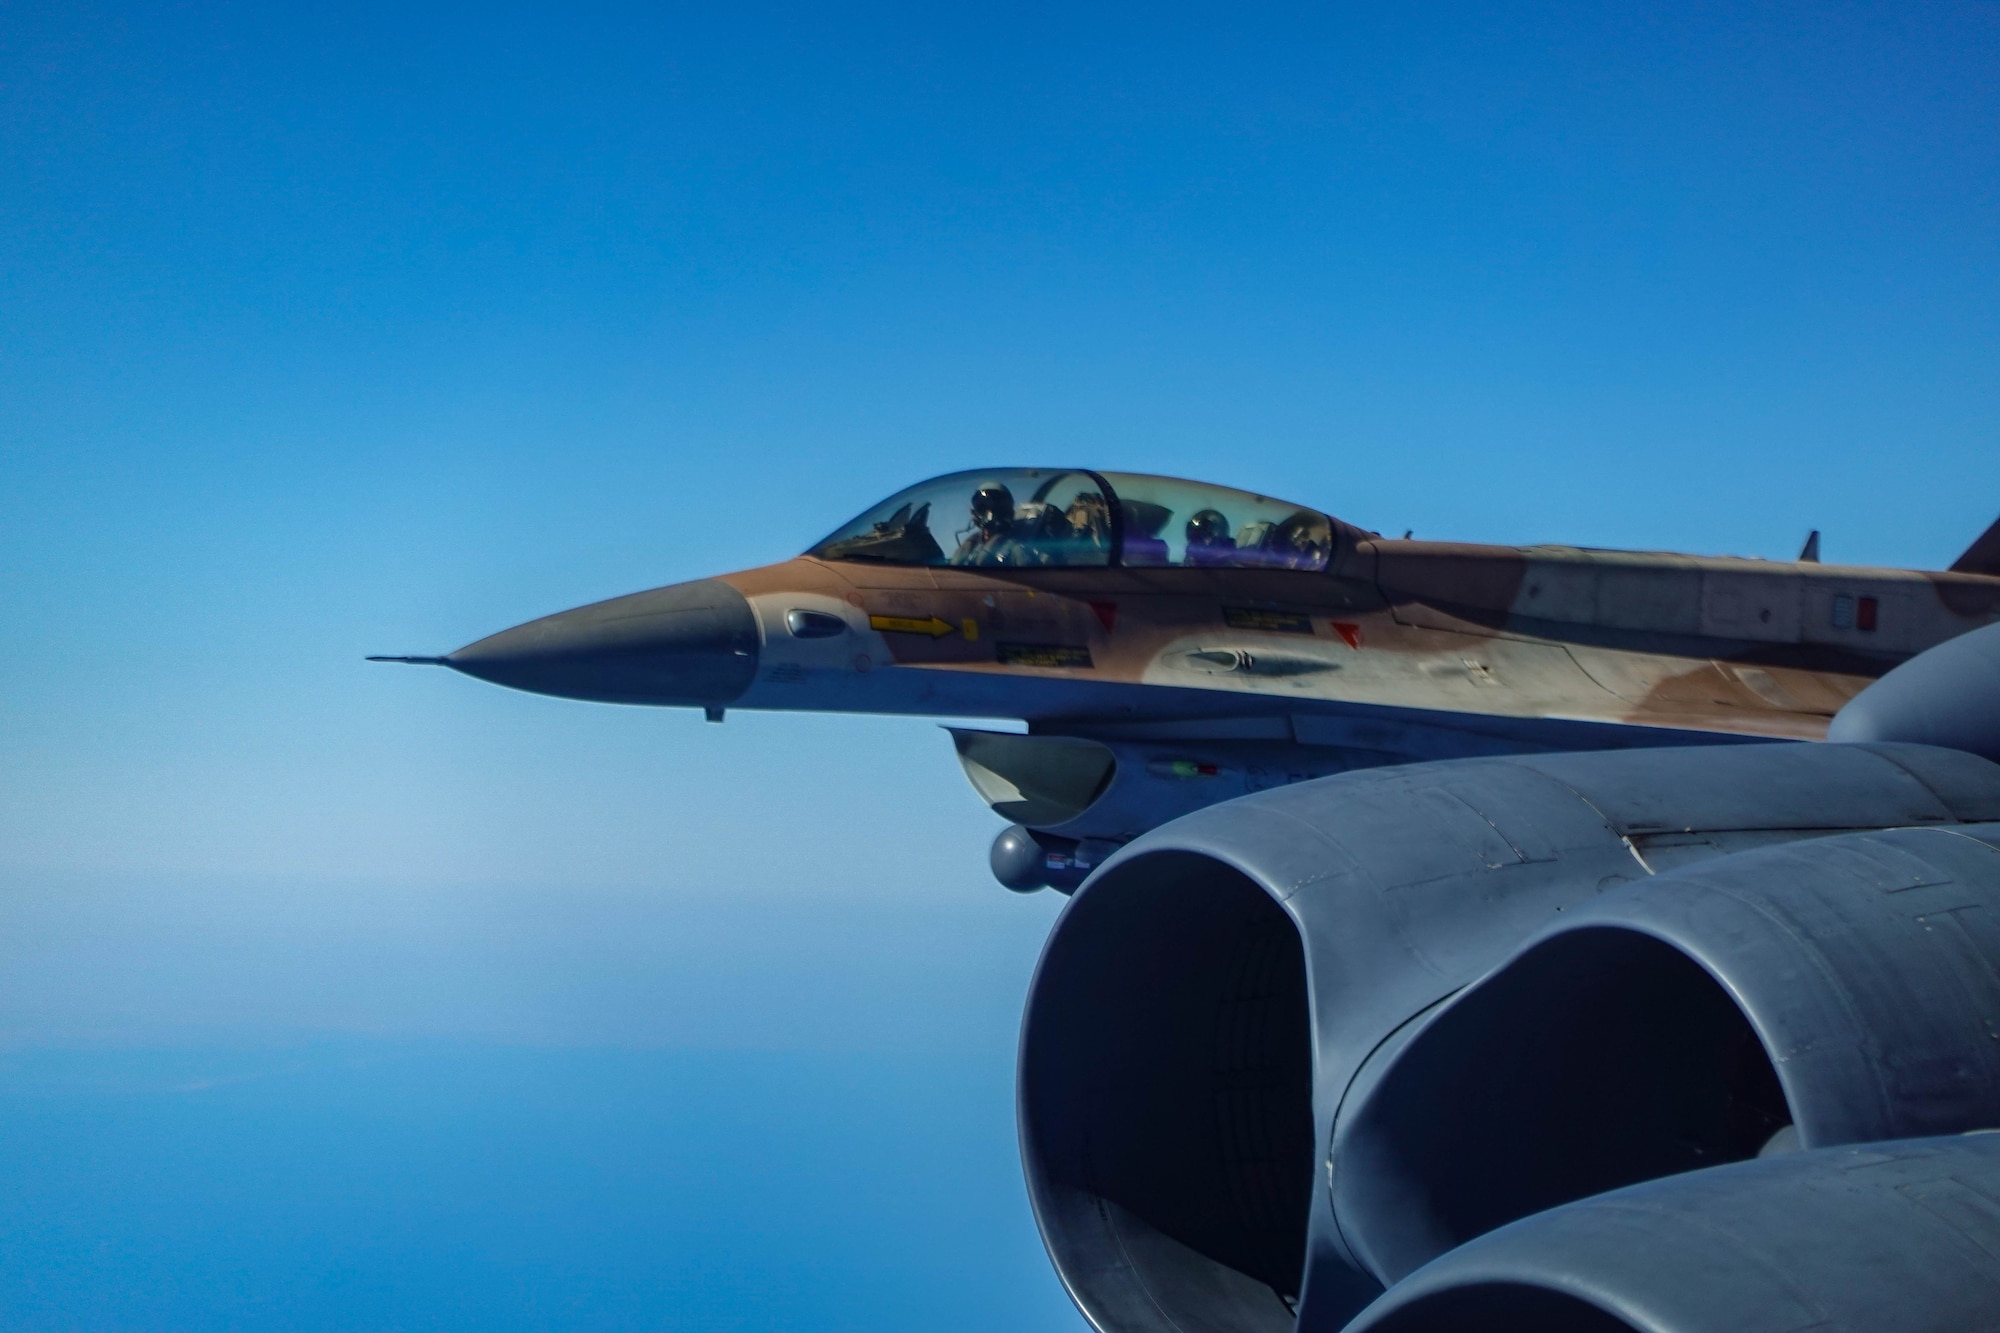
xmin=374 ymin=467 xmax=2000 ymax=889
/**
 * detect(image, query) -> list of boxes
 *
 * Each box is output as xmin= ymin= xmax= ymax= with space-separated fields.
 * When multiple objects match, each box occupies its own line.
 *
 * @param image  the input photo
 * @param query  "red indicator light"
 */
xmin=1857 ymin=597 xmax=1878 ymax=632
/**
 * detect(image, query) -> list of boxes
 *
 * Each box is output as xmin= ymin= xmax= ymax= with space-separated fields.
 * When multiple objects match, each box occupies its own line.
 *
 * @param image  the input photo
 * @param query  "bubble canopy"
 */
xmin=808 ymin=469 xmax=1335 ymax=572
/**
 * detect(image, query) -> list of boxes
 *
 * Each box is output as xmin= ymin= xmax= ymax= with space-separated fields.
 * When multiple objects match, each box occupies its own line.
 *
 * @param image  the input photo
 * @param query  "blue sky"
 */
xmin=2 ymin=2 xmax=1998 ymax=1328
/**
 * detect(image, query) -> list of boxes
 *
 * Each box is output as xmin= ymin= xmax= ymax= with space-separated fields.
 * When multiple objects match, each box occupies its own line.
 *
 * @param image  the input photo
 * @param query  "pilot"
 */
xmin=1064 ymin=491 xmax=1112 ymax=553
xmin=951 ymin=483 xmax=1036 ymax=566
xmin=1267 ymin=512 xmax=1330 ymax=569
xmin=1183 ymin=508 xmax=1238 ymax=567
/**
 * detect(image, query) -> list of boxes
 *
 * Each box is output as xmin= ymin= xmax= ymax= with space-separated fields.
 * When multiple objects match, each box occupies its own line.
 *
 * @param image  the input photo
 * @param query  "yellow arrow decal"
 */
xmin=869 ymin=614 xmax=957 ymax=639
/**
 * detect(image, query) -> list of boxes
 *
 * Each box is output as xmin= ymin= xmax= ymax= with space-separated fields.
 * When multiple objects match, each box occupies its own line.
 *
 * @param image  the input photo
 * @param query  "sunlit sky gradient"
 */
xmin=3 ymin=3 xmax=1998 ymax=1328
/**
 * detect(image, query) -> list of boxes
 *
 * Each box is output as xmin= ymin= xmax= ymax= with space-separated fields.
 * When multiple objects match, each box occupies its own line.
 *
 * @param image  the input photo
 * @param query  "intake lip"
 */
xmin=445 ymin=578 xmax=759 ymax=706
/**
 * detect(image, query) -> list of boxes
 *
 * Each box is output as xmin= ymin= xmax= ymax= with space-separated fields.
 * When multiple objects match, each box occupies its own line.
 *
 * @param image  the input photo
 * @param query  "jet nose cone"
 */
xmin=447 ymin=578 xmax=759 ymax=707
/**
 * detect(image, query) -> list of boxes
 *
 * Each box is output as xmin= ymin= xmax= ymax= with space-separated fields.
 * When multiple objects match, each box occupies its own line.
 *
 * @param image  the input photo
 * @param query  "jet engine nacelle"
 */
xmin=1830 ymin=618 xmax=2000 ymax=762
xmin=1018 ymin=741 xmax=2000 ymax=1333
xmin=1332 ymin=821 xmax=2000 ymax=1286
xmin=1340 ymin=1134 xmax=2000 ymax=1333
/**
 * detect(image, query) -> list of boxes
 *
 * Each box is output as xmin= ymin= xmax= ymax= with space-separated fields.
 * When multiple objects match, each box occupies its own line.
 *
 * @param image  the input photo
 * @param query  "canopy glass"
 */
xmin=808 ymin=469 xmax=1332 ymax=571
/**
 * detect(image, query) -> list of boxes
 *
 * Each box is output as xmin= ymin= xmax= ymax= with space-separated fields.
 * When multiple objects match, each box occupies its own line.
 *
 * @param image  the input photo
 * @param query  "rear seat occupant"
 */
xmin=1184 ymin=509 xmax=1237 ymax=566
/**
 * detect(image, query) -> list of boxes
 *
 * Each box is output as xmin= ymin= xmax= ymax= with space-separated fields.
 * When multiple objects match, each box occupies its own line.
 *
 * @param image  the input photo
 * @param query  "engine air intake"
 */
xmin=1020 ymin=851 xmax=1314 ymax=1333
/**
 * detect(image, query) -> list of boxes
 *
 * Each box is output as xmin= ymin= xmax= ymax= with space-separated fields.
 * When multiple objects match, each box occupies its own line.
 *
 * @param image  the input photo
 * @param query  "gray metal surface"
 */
xmin=1332 ymin=822 xmax=2000 ymax=1285
xmin=1518 ymin=734 xmax=2000 ymax=831
xmin=1018 ymin=742 xmax=2000 ymax=1333
xmin=442 ymin=578 xmax=759 ymax=705
xmin=1830 ymin=618 xmax=2000 ymax=762
xmin=1338 ymin=1135 xmax=2000 ymax=1333
xmin=989 ymin=825 xmax=1064 ymax=893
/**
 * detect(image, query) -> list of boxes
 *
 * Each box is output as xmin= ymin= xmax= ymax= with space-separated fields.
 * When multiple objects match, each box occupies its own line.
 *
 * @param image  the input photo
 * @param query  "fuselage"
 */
xmin=442 ymin=538 xmax=2000 ymax=740
xmin=715 ymin=543 xmax=2000 ymax=739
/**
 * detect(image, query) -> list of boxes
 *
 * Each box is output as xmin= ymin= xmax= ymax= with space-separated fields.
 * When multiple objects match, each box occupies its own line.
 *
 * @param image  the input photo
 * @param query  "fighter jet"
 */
xmin=377 ymin=472 xmax=2000 ymax=1330
xmin=374 ymin=466 xmax=2000 ymax=888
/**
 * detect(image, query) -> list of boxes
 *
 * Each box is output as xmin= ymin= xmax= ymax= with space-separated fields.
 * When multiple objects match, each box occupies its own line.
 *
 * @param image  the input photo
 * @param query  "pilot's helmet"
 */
xmin=1186 ymin=509 xmax=1231 ymax=545
xmin=971 ymin=483 xmax=1016 ymax=529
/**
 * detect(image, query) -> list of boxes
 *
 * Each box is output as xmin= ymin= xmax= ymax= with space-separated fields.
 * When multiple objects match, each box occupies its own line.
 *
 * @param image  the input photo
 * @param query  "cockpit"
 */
xmin=808 ymin=469 xmax=1336 ymax=572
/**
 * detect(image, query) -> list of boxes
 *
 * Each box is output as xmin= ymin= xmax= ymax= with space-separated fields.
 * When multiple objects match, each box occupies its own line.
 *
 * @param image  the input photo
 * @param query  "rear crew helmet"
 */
xmin=1187 ymin=509 xmax=1231 ymax=544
